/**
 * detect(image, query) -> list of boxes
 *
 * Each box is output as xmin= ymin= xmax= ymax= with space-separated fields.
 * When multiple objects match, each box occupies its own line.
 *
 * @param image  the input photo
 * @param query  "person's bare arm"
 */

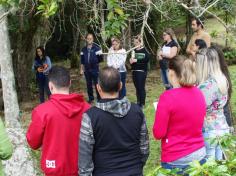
xmin=80 ymin=65 xmax=84 ymax=75
xmin=186 ymin=37 xmax=194 ymax=55
xmin=203 ymin=33 xmax=211 ymax=47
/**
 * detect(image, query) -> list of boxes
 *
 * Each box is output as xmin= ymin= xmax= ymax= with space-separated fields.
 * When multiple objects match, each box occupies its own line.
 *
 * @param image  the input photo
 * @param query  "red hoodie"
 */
xmin=26 ymin=93 xmax=90 ymax=176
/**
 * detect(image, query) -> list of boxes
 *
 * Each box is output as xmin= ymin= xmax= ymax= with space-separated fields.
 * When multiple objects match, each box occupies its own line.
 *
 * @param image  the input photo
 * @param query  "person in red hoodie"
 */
xmin=26 ymin=66 xmax=90 ymax=176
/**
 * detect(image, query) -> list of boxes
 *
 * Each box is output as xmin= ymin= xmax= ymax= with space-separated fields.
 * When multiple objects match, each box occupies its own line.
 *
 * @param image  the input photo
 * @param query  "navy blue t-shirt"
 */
xmin=159 ymin=40 xmax=178 ymax=69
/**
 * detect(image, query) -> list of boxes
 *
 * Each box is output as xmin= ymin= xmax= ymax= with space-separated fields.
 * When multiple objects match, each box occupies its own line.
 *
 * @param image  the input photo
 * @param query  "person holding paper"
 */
xmin=158 ymin=28 xmax=180 ymax=90
xmin=130 ymin=35 xmax=150 ymax=108
xmin=153 ymin=56 xmax=207 ymax=174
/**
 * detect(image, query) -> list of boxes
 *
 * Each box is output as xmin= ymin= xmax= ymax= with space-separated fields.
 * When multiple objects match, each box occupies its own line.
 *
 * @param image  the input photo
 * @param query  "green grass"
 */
xmin=126 ymin=71 xmax=163 ymax=175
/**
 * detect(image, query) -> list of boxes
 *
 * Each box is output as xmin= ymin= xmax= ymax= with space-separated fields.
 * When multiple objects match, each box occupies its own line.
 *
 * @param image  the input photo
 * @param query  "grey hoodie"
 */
xmin=95 ymin=97 xmax=131 ymax=117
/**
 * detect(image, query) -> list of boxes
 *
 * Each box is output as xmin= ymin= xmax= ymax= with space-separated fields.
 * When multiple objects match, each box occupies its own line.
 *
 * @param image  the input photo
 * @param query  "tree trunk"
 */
xmin=12 ymin=15 xmax=40 ymax=102
xmin=70 ymin=27 xmax=80 ymax=68
xmin=225 ymin=11 xmax=228 ymax=47
xmin=10 ymin=1 xmax=51 ymax=102
xmin=185 ymin=0 xmax=192 ymax=50
xmin=0 ymin=6 xmax=35 ymax=175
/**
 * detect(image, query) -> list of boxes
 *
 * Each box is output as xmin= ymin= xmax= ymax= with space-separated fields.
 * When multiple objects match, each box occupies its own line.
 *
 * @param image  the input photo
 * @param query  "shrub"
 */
xmin=147 ymin=134 xmax=236 ymax=176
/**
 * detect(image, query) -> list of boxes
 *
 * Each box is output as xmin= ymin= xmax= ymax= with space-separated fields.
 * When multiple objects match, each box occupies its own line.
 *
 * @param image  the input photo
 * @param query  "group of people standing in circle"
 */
xmin=28 ymin=17 xmax=233 ymax=175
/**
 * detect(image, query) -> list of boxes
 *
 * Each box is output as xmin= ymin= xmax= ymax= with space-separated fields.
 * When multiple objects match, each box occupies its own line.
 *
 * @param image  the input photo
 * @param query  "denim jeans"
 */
xmin=132 ymin=71 xmax=147 ymax=107
xmin=119 ymin=72 xmax=127 ymax=99
xmin=160 ymin=68 xmax=171 ymax=90
xmin=37 ymin=75 xmax=51 ymax=103
xmin=161 ymin=147 xmax=206 ymax=175
xmin=84 ymin=71 xmax=100 ymax=102
xmin=203 ymin=130 xmax=229 ymax=160
xmin=161 ymin=157 xmax=207 ymax=176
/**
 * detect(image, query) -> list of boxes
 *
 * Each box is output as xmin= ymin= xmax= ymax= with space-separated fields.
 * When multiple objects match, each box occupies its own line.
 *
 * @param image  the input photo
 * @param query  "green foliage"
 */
xmin=36 ymin=0 xmax=60 ymax=18
xmin=102 ymin=0 xmax=129 ymax=39
xmin=224 ymin=49 xmax=236 ymax=63
xmin=210 ymin=30 xmax=219 ymax=39
xmin=147 ymin=166 xmax=180 ymax=176
xmin=0 ymin=0 xmax=18 ymax=7
xmin=147 ymin=134 xmax=236 ymax=176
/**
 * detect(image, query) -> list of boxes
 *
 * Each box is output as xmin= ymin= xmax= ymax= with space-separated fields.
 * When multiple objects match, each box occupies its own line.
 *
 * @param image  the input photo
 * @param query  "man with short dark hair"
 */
xmin=79 ymin=66 xmax=149 ymax=176
xmin=26 ymin=66 xmax=90 ymax=176
xmin=186 ymin=18 xmax=211 ymax=56
xmin=80 ymin=33 xmax=103 ymax=104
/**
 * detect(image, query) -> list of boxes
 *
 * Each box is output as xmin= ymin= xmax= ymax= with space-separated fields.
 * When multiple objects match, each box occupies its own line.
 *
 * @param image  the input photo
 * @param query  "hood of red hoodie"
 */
xmin=49 ymin=93 xmax=90 ymax=118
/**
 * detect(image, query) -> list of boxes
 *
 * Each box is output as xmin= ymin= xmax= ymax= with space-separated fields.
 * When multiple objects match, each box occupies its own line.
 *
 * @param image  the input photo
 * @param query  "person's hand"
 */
xmin=37 ymin=67 xmax=44 ymax=72
xmin=158 ymin=51 xmax=163 ymax=60
xmin=130 ymin=58 xmax=137 ymax=64
xmin=43 ymin=64 xmax=48 ymax=70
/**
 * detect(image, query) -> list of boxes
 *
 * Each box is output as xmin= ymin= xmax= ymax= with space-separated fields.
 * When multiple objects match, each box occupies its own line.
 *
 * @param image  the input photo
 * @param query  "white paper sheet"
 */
xmin=153 ymin=102 xmax=158 ymax=111
xmin=162 ymin=46 xmax=171 ymax=55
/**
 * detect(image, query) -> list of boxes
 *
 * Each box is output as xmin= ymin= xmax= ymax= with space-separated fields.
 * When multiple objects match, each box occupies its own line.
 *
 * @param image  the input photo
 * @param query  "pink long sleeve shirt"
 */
xmin=153 ymin=87 xmax=206 ymax=162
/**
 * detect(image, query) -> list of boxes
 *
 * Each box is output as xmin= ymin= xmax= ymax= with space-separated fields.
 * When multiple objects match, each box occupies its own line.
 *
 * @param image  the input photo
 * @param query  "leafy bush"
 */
xmin=147 ymin=134 xmax=236 ymax=176
xmin=210 ymin=30 xmax=219 ymax=39
xmin=223 ymin=49 xmax=236 ymax=65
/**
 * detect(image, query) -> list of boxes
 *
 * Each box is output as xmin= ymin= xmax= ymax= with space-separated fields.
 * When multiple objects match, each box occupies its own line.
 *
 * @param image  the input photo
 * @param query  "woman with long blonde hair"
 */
xmin=196 ymin=48 xmax=229 ymax=160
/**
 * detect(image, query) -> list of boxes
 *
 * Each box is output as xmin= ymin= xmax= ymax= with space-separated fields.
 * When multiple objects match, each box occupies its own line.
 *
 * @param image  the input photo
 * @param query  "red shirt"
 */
xmin=153 ymin=87 xmax=206 ymax=162
xmin=26 ymin=94 xmax=90 ymax=176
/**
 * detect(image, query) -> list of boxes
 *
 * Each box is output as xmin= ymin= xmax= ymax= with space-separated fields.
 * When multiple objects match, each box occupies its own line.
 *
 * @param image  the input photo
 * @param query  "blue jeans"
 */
xmin=37 ymin=75 xmax=51 ymax=103
xmin=119 ymin=72 xmax=126 ymax=99
xmin=161 ymin=157 xmax=207 ymax=175
xmin=160 ymin=68 xmax=171 ymax=90
xmin=203 ymin=131 xmax=228 ymax=160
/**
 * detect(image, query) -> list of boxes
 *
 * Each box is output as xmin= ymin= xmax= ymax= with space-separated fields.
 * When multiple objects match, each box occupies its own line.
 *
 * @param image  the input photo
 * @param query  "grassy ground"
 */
xmin=20 ymin=65 xmax=236 ymax=175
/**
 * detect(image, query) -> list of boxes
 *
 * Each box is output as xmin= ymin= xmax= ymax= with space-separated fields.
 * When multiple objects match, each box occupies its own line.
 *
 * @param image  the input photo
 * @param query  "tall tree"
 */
xmin=0 ymin=5 xmax=35 ymax=176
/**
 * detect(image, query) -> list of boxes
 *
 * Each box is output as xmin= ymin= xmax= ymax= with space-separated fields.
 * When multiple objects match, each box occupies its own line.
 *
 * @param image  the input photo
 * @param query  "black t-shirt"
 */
xmin=131 ymin=47 xmax=150 ymax=72
xmin=159 ymin=40 xmax=178 ymax=69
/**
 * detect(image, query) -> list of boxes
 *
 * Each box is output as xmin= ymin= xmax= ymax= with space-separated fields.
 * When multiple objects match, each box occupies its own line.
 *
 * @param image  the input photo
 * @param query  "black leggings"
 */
xmin=132 ymin=71 xmax=147 ymax=106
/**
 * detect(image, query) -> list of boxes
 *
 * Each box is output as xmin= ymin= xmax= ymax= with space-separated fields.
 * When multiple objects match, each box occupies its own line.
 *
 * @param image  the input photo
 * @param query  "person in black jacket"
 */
xmin=80 ymin=33 xmax=103 ymax=104
xmin=79 ymin=67 xmax=149 ymax=176
xmin=130 ymin=35 xmax=150 ymax=108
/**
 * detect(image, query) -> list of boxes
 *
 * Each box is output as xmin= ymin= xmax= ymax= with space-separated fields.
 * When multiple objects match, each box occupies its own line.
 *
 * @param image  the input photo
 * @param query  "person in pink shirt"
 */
xmin=153 ymin=56 xmax=207 ymax=174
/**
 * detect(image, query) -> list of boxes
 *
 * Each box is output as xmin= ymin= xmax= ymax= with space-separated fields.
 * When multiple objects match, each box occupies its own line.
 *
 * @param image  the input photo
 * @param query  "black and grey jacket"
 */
xmin=79 ymin=97 xmax=149 ymax=176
